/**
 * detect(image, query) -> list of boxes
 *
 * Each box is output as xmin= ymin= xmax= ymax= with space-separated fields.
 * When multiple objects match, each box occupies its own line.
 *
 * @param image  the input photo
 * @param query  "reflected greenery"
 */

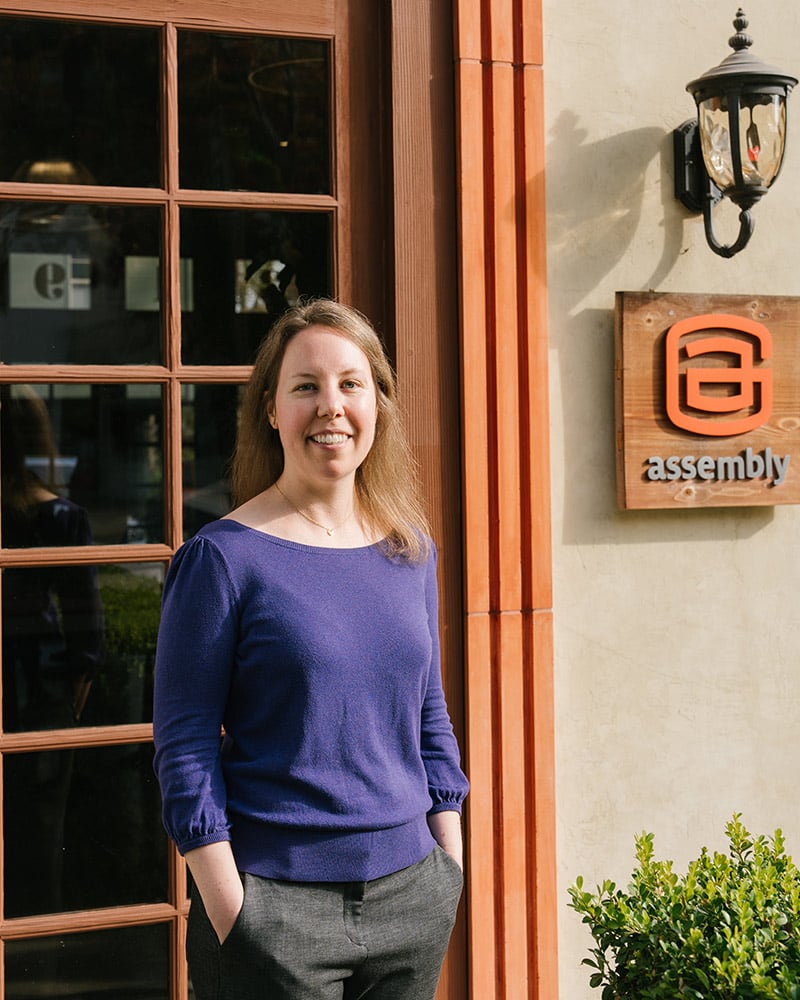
xmin=3 ymin=563 xmax=166 ymax=918
xmin=81 ymin=564 xmax=163 ymax=728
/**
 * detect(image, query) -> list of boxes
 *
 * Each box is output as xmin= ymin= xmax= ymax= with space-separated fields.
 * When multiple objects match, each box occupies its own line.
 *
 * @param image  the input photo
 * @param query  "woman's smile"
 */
xmin=309 ymin=431 xmax=351 ymax=446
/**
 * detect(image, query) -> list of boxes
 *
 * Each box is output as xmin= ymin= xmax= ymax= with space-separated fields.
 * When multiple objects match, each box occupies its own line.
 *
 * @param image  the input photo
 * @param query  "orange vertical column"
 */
xmin=453 ymin=1 xmax=557 ymax=998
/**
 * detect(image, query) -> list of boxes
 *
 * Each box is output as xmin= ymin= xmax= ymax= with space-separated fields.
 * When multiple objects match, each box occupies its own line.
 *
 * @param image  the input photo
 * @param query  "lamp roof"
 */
xmin=686 ymin=9 xmax=797 ymax=102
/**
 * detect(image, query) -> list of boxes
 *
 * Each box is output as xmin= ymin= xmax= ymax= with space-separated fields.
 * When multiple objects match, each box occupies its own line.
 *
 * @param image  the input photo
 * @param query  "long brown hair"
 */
xmin=230 ymin=299 xmax=430 ymax=561
xmin=0 ymin=385 xmax=58 ymax=515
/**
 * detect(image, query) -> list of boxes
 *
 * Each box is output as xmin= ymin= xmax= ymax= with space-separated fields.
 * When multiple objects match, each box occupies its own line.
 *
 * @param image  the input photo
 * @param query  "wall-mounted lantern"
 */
xmin=673 ymin=9 xmax=797 ymax=258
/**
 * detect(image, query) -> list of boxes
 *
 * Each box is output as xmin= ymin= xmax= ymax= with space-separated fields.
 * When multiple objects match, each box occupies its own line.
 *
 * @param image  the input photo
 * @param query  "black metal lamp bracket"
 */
xmin=673 ymin=118 xmax=754 ymax=258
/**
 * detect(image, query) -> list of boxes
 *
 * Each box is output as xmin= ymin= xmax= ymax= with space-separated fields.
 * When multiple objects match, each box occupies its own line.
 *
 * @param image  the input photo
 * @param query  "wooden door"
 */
xmin=0 ymin=4 xmax=437 ymax=999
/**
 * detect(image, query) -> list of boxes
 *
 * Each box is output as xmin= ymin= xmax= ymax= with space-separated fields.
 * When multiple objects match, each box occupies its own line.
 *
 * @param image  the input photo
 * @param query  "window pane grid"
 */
xmin=0 ymin=12 xmax=338 ymax=998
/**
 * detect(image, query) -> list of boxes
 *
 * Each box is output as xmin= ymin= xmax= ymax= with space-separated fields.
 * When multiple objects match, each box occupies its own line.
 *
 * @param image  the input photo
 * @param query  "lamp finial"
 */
xmin=729 ymin=9 xmax=753 ymax=53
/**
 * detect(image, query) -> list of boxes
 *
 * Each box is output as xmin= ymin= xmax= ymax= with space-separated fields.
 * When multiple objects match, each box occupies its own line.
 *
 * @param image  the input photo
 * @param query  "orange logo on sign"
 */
xmin=665 ymin=313 xmax=773 ymax=436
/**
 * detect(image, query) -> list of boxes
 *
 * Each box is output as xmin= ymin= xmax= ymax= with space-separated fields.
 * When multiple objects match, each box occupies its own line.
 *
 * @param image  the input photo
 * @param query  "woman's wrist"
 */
xmin=427 ymin=810 xmax=464 ymax=869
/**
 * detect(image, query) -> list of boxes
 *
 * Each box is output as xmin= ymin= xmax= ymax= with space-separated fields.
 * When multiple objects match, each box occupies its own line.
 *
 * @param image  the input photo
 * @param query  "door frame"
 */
xmin=0 ymin=1 xmax=559 ymax=997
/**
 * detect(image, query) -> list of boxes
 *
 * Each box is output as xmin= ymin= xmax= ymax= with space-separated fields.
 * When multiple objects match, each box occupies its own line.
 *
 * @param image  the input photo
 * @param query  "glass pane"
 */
xmin=183 ymin=384 xmax=242 ymax=539
xmin=5 ymin=923 xmax=170 ymax=1000
xmin=1 ymin=383 xmax=164 ymax=547
xmin=179 ymin=32 xmax=331 ymax=193
xmin=0 ymin=202 xmax=163 ymax=364
xmin=737 ymin=95 xmax=786 ymax=188
xmin=180 ymin=208 xmax=332 ymax=364
xmin=4 ymin=743 xmax=167 ymax=917
xmin=3 ymin=561 xmax=103 ymax=732
xmin=0 ymin=17 xmax=160 ymax=187
xmin=2 ymin=562 xmax=163 ymax=733
xmin=87 ymin=563 xmax=163 ymax=726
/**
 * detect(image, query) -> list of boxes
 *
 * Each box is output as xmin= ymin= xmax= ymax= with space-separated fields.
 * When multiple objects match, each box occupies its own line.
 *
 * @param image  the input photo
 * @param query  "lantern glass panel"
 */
xmin=699 ymin=94 xmax=787 ymax=192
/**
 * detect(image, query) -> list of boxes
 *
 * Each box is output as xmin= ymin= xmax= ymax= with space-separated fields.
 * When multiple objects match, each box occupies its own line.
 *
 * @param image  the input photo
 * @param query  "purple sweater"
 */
xmin=153 ymin=520 xmax=468 ymax=882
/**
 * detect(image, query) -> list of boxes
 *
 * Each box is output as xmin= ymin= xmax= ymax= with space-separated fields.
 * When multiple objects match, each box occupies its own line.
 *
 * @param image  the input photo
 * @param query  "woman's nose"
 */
xmin=317 ymin=386 xmax=344 ymax=417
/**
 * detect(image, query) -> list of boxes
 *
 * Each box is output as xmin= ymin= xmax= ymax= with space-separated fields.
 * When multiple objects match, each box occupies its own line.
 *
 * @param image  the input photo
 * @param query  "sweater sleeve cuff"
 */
xmin=175 ymin=830 xmax=232 ymax=856
xmin=427 ymin=801 xmax=464 ymax=816
xmin=427 ymin=786 xmax=467 ymax=815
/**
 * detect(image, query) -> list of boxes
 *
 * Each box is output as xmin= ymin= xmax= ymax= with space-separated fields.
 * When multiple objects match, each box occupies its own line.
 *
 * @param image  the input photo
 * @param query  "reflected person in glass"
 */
xmin=1 ymin=385 xmax=105 ymax=916
xmin=153 ymin=299 xmax=468 ymax=1000
xmin=1 ymin=385 xmax=104 ymax=729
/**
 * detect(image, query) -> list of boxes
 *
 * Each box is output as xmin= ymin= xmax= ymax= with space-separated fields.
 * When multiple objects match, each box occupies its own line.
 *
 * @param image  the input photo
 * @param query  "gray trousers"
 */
xmin=187 ymin=846 xmax=464 ymax=1000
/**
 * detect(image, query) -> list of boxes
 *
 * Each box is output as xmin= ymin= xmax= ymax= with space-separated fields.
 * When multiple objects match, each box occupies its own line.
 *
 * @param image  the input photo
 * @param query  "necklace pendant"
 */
xmin=326 ymin=528 xmax=334 ymax=537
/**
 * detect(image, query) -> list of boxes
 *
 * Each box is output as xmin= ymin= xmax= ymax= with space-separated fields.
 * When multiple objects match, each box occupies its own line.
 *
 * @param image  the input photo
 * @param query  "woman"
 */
xmin=153 ymin=299 xmax=468 ymax=1000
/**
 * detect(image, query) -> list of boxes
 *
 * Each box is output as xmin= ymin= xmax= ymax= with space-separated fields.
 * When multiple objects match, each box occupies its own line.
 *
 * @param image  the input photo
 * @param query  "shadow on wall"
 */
xmin=546 ymin=110 xmax=668 ymax=299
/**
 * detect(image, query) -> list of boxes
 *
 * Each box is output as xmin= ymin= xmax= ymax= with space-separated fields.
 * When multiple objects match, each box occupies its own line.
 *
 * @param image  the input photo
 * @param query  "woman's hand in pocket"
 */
xmin=185 ymin=842 xmax=245 ymax=944
xmin=427 ymin=810 xmax=464 ymax=871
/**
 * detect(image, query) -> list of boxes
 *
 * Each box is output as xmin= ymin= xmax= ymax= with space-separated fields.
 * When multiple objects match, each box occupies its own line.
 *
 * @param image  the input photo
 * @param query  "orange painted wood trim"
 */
xmin=490 ymin=62 xmax=524 ymax=612
xmin=497 ymin=611 xmax=531 ymax=996
xmin=453 ymin=1 xmax=482 ymax=63
xmin=529 ymin=609 xmax=559 ymax=994
xmin=463 ymin=608 xmax=558 ymax=1000
xmin=520 ymin=0 xmax=544 ymax=66
xmin=455 ymin=57 xmax=492 ymax=616
xmin=521 ymin=65 xmax=553 ymax=612
xmin=464 ymin=612 xmax=498 ymax=997
xmin=454 ymin=0 xmax=557 ymax=998
xmin=486 ymin=0 xmax=515 ymax=64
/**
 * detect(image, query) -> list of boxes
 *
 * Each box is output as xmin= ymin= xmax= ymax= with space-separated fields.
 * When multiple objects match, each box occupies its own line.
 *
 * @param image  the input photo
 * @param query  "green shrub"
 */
xmin=568 ymin=815 xmax=800 ymax=999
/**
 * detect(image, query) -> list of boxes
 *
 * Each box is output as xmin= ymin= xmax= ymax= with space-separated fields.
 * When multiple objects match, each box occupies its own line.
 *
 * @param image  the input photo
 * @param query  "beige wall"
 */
xmin=543 ymin=3 xmax=800 ymax=997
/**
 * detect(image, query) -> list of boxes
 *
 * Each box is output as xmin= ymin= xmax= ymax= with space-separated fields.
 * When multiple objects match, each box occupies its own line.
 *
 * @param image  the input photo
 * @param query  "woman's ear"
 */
xmin=265 ymin=395 xmax=278 ymax=429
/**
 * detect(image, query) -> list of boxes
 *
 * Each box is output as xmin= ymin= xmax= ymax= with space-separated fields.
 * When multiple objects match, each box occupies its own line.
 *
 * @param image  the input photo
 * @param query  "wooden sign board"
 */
xmin=615 ymin=291 xmax=800 ymax=510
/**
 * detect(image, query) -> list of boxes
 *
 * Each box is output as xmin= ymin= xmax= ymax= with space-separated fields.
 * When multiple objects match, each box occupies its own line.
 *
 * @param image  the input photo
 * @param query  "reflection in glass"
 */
xmin=182 ymin=384 xmax=242 ymax=539
xmin=2 ymin=562 xmax=163 ymax=732
xmin=699 ymin=94 xmax=788 ymax=193
xmin=0 ymin=384 xmax=164 ymax=546
xmin=85 ymin=564 xmax=163 ymax=726
xmin=4 ymin=743 xmax=167 ymax=917
xmin=0 ymin=201 xmax=163 ymax=364
xmin=0 ymin=382 xmax=103 ymax=732
xmin=179 ymin=32 xmax=331 ymax=193
xmin=180 ymin=208 xmax=332 ymax=364
xmin=5 ymin=923 xmax=169 ymax=1000
xmin=0 ymin=17 xmax=160 ymax=187
xmin=2 ymin=557 xmax=104 ymax=733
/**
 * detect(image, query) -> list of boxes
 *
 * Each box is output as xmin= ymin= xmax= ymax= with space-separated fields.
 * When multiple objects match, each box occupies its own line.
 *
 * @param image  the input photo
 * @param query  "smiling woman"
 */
xmin=153 ymin=298 xmax=469 ymax=1000
xmin=229 ymin=298 xmax=431 ymax=559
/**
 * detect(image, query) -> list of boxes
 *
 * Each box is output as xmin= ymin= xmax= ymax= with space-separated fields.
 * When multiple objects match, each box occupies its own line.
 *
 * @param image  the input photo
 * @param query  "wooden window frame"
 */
xmin=0 ymin=5 xmax=389 ymax=999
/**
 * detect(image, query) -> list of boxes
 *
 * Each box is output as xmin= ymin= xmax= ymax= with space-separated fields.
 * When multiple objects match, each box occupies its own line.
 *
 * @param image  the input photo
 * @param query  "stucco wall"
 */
xmin=543 ymin=3 xmax=800 ymax=997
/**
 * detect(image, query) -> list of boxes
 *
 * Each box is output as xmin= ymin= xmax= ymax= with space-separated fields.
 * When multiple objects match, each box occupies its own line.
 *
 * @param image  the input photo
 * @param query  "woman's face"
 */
xmin=268 ymin=325 xmax=378 ymax=488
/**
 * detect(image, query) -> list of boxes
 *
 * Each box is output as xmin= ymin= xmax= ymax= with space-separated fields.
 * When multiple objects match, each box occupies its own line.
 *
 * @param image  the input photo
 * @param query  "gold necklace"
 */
xmin=274 ymin=482 xmax=353 ymax=537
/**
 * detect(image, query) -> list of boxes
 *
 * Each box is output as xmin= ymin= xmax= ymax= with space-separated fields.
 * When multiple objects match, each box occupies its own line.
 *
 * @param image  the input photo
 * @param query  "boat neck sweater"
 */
xmin=153 ymin=520 xmax=468 ymax=883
